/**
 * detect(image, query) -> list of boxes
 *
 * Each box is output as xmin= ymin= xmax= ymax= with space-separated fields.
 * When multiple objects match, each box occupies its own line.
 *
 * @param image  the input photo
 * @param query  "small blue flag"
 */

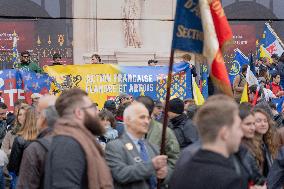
xmin=229 ymin=49 xmax=249 ymax=84
xmin=271 ymin=97 xmax=284 ymax=113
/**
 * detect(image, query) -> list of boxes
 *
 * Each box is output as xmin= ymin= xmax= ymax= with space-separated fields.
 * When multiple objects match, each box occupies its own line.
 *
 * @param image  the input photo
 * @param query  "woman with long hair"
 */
xmin=235 ymin=103 xmax=266 ymax=187
xmin=249 ymin=108 xmax=279 ymax=177
xmin=1 ymin=103 xmax=29 ymax=156
xmin=7 ymin=105 xmax=38 ymax=188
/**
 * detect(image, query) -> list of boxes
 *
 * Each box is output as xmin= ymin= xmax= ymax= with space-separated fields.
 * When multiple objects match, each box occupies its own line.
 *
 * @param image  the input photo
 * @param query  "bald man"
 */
xmin=105 ymin=102 xmax=168 ymax=189
xmin=17 ymin=95 xmax=59 ymax=189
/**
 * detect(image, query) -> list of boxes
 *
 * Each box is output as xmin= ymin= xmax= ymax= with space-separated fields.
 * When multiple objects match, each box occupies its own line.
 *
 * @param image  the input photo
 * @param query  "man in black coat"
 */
xmin=169 ymin=95 xmax=246 ymax=189
xmin=168 ymin=98 xmax=199 ymax=149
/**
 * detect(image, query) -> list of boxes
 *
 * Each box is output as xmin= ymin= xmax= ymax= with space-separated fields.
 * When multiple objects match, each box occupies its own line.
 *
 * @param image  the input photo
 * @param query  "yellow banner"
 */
xmin=44 ymin=63 xmax=193 ymax=109
xmin=44 ymin=64 xmax=121 ymax=108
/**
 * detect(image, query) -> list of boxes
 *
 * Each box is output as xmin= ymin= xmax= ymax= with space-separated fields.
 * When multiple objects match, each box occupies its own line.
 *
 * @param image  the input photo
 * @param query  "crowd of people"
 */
xmin=0 ymin=85 xmax=282 ymax=188
xmin=233 ymin=53 xmax=284 ymax=104
xmin=1 ymin=49 xmax=284 ymax=188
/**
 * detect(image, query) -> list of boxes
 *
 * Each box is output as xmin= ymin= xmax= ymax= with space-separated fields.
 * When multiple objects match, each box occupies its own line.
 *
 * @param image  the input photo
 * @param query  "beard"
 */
xmin=83 ymin=110 xmax=105 ymax=136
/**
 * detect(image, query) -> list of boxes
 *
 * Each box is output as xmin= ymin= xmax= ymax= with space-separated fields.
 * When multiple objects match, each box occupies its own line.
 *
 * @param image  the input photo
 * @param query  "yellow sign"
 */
xmin=44 ymin=64 xmax=121 ymax=108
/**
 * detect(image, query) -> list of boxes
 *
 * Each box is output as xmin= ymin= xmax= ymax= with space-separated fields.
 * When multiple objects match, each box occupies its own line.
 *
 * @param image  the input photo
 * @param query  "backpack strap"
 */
xmin=36 ymin=136 xmax=53 ymax=189
xmin=34 ymin=137 xmax=52 ymax=151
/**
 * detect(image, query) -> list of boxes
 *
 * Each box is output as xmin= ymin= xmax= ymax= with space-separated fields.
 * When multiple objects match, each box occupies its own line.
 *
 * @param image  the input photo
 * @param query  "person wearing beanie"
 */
xmin=168 ymin=98 xmax=199 ymax=149
xmin=104 ymin=100 xmax=117 ymax=115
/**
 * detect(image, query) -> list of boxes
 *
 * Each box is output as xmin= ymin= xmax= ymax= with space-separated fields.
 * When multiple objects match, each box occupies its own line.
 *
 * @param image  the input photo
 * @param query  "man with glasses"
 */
xmin=44 ymin=88 xmax=113 ymax=189
xmin=15 ymin=51 xmax=43 ymax=73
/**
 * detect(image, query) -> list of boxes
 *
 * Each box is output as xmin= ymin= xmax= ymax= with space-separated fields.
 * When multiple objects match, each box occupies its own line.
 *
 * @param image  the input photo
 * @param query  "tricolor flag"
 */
xmin=199 ymin=0 xmax=233 ymax=96
xmin=172 ymin=0 xmax=233 ymax=96
xmin=260 ymin=23 xmax=284 ymax=56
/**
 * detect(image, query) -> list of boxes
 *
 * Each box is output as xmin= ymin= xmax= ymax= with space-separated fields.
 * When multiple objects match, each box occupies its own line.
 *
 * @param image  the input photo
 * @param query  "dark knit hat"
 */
xmin=169 ymin=98 xmax=184 ymax=114
xmin=104 ymin=100 xmax=116 ymax=110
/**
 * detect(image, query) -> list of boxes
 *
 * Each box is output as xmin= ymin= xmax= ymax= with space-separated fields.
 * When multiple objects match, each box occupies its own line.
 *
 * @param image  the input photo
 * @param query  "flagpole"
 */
xmin=160 ymin=49 xmax=174 ymax=155
xmin=157 ymin=49 xmax=174 ymax=189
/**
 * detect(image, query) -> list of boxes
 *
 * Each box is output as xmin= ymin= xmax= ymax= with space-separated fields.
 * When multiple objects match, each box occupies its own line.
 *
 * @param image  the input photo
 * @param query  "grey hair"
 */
xmin=123 ymin=102 xmax=148 ymax=122
xmin=43 ymin=105 xmax=59 ymax=128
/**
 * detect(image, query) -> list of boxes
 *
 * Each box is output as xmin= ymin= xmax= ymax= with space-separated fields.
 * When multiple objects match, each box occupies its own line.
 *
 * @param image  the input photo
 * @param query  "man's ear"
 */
xmin=124 ymin=116 xmax=131 ymax=125
xmin=74 ymin=108 xmax=84 ymax=120
xmin=219 ymin=126 xmax=229 ymax=142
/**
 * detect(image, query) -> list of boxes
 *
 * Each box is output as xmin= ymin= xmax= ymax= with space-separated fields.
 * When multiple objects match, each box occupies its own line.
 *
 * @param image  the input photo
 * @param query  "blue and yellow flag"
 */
xmin=229 ymin=49 xmax=249 ymax=84
xmin=172 ymin=0 xmax=203 ymax=53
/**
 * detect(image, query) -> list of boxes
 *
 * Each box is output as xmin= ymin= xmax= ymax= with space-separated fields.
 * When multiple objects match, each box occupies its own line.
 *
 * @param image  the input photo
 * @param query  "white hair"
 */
xmin=123 ymin=102 xmax=147 ymax=122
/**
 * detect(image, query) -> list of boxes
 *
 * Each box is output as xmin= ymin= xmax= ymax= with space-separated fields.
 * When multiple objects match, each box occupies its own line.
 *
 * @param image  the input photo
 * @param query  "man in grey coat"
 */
xmin=105 ymin=102 xmax=168 ymax=189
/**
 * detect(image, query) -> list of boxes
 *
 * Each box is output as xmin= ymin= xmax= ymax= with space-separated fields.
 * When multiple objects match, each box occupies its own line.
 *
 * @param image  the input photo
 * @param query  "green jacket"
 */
xmin=146 ymin=119 xmax=180 ymax=170
xmin=16 ymin=62 xmax=44 ymax=73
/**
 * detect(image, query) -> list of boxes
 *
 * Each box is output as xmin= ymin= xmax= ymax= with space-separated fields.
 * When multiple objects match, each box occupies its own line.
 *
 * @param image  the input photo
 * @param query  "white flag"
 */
xmin=246 ymin=65 xmax=258 ymax=87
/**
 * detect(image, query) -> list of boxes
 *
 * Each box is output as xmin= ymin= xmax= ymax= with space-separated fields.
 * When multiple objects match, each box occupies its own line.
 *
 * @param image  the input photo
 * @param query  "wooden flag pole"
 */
xmin=157 ymin=49 xmax=175 ymax=189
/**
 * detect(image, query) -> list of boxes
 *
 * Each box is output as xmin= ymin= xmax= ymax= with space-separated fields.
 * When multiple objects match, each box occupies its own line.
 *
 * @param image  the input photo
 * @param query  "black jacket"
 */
xmin=234 ymin=145 xmax=266 ymax=186
xmin=169 ymin=114 xmax=199 ymax=149
xmin=7 ymin=136 xmax=31 ymax=175
xmin=267 ymin=146 xmax=284 ymax=189
xmin=169 ymin=149 xmax=246 ymax=189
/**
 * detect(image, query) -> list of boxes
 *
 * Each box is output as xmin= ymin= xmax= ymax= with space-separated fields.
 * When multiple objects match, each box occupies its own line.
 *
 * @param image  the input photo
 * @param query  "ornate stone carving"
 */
xmin=122 ymin=0 xmax=144 ymax=48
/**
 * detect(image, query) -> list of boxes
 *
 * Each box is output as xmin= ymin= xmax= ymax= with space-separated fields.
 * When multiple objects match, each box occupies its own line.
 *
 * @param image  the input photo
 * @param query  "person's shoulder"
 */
xmin=14 ymin=136 xmax=25 ymax=144
xmin=53 ymin=135 xmax=80 ymax=146
xmin=106 ymin=137 xmax=124 ymax=149
xmin=25 ymin=139 xmax=48 ymax=153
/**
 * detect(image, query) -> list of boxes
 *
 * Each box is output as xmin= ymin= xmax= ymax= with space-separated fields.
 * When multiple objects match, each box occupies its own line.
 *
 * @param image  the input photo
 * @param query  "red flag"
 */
xmin=210 ymin=0 xmax=233 ymax=49
xmin=200 ymin=0 xmax=233 ymax=96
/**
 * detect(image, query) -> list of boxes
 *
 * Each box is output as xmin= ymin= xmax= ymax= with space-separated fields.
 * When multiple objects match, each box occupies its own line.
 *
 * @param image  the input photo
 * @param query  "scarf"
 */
xmin=53 ymin=116 xmax=113 ymax=189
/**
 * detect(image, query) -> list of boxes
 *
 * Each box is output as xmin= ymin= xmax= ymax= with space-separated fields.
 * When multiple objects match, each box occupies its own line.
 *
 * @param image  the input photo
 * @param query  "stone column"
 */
xmin=72 ymin=0 xmax=96 ymax=64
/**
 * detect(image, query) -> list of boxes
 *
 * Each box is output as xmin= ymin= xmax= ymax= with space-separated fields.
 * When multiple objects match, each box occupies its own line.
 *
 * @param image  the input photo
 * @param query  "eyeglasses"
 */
xmin=22 ymin=56 xmax=30 ymax=58
xmin=81 ymin=104 xmax=97 ymax=110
